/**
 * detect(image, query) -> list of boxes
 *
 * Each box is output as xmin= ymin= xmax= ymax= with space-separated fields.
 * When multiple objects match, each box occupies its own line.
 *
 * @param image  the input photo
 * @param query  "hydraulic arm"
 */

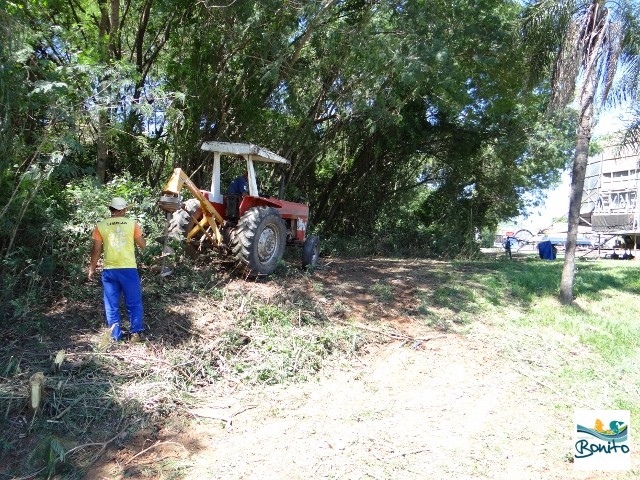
xmin=158 ymin=168 xmax=224 ymax=247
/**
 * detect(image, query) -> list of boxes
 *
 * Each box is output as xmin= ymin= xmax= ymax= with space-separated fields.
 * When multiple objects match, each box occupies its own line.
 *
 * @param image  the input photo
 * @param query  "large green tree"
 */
xmin=164 ymin=0 xmax=572 ymax=242
xmin=1 ymin=0 xmax=577 ymax=304
xmin=7 ymin=0 xmax=191 ymax=183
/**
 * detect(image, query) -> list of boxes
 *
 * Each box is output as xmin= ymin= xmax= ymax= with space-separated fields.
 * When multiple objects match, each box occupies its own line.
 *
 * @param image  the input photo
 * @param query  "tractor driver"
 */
xmin=227 ymin=170 xmax=249 ymax=196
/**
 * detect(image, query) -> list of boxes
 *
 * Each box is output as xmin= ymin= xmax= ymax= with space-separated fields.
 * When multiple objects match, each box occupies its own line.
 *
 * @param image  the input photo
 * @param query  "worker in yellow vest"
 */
xmin=89 ymin=197 xmax=146 ymax=342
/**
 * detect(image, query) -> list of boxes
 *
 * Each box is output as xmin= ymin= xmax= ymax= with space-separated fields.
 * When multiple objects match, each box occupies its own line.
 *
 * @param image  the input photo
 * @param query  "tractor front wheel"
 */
xmin=167 ymin=198 xmax=203 ymax=258
xmin=231 ymin=207 xmax=286 ymax=275
xmin=302 ymin=235 xmax=320 ymax=269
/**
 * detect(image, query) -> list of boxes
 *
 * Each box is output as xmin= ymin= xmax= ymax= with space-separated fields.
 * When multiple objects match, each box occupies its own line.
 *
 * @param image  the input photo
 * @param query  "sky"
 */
xmin=522 ymin=171 xmax=571 ymax=231
xmin=519 ymin=105 xmax=634 ymax=232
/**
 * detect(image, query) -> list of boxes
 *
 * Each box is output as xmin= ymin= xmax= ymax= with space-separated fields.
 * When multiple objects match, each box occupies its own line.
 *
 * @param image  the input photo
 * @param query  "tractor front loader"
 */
xmin=157 ymin=142 xmax=320 ymax=277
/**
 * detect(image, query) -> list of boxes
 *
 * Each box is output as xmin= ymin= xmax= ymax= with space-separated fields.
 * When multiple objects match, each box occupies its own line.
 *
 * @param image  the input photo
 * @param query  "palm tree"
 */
xmin=522 ymin=0 xmax=640 ymax=304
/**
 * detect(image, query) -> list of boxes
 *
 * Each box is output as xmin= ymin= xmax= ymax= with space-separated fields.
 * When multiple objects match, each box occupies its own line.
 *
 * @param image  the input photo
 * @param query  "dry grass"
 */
xmin=0 ymin=262 xmax=382 ymax=478
xmin=2 ymin=256 xmax=640 ymax=478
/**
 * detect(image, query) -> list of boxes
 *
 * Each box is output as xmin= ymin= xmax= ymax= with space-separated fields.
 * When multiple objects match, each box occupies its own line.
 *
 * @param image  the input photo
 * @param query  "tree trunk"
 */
xmin=559 ymin=72 xmax=597 ymax=304
xmin=96 ymin=110 xmax=108 ymax=184
xmin=95 ymin=0 xmax=125 ymax=184
xmin=109 ymin=0 xmax=120 ymax=58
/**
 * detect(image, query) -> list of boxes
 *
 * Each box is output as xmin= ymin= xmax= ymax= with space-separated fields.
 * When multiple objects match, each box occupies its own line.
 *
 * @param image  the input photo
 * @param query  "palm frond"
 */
xmin=521 ymin=0 xmax=577 ymax=89
xmin=601 ymin=0 xmax=640 ymax=107
xmin=550 ymin=20 xmax=581 ymax=110
xmin=598 ymin=18 xmax=623 ymax=103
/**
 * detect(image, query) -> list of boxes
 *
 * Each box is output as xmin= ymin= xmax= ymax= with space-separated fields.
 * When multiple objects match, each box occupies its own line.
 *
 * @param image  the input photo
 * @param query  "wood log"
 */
xmin=28 ymin=372 xmax=45 ymax=411
xmin=52 ymin=350 xmax=65 ymax=373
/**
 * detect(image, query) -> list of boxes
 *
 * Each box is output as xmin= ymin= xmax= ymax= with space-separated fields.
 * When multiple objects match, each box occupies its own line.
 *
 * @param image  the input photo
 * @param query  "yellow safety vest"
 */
xmin=97 ymin=217 xmax=137 ymax=269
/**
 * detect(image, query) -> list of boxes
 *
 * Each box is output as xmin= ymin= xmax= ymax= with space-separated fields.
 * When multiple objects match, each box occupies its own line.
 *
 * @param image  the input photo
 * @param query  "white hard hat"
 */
xmin=108 ymin=197 xmax=128 ymax=210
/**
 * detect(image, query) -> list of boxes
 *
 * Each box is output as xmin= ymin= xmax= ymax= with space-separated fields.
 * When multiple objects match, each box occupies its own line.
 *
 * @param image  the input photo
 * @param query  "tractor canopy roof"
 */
xmin=201 ymin=141 xmax=290 ymax=165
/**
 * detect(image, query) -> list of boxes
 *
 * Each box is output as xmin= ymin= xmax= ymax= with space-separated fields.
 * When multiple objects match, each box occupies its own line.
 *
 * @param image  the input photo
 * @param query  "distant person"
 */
xmin=227 ymin=170 xmax=249 ymax=196
xmin=89 ymin=197 xmax=146 ymax=343
xmin=611 ymin=249 xmax=620 ymax=260
xmin=503 ymin=237 xmax=512 ymax=259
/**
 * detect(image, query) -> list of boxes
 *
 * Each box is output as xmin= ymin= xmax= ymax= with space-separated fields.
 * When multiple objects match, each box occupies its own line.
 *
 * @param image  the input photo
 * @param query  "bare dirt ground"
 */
xmin=48 ymin=259 xmax=640 ymax=479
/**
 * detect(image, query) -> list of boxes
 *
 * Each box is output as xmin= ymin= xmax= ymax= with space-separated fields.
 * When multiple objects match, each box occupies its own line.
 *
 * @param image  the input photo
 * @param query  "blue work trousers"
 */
xmin=102 ymin=268 xmax=143 ymax=340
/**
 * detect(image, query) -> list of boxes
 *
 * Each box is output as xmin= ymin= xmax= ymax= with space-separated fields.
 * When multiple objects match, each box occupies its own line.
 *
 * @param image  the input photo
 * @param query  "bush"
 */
xmin=0 ymin=175 xmax=163 ymax=322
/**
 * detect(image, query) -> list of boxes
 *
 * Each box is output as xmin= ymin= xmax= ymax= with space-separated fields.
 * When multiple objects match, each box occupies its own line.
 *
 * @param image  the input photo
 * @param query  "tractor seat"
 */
xmin=225 ymin=194 xmax=242 ymax=220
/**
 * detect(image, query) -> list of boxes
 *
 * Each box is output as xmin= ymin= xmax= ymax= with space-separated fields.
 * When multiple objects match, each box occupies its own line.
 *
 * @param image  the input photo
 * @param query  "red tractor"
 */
xmin=158 ymin=142 xmax=320 ymax=276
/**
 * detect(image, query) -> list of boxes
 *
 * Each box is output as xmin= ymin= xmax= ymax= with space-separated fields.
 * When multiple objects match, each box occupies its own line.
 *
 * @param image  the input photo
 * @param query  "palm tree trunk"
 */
xmin=560 ymin=72 xmax=597 ymax=304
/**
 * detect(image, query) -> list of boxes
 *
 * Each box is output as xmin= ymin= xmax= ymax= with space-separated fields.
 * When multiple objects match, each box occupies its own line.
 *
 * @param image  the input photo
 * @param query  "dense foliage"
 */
xmin=0 ymin=0 xmax=581 ymax=320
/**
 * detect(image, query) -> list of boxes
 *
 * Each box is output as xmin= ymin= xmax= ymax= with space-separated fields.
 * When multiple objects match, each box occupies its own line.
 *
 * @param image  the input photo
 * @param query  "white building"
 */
xmin=580 ymin=137 xmax=640 ymax=249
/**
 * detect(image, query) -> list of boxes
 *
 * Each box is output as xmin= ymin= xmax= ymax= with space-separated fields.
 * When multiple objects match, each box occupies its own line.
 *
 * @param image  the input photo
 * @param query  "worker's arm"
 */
xmin=135 ymin=235 xmax=146 ymax=249
xmin=134 ymin=223 xmax=146 ymax=249
xmin=88 ymin=239 xmax=103 ymax=281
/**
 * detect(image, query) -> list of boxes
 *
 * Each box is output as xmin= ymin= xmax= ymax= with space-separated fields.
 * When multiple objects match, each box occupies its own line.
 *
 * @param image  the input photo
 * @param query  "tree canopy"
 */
xmin=1 ymin=0 xmax=586 ymax=316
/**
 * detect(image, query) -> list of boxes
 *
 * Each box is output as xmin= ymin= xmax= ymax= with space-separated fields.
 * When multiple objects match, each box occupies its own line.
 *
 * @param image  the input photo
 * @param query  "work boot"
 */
xmin=130 ymin=332 xmax=143 ymax=343
xmin=99 ymin=325 xmax=120 ymax=350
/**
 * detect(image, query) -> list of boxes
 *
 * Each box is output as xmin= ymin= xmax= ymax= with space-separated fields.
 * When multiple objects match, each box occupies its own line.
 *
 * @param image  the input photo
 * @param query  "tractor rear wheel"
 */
xmin=231 ymin=206 xmax=286 ymax=275
xmin=302 ymin=235 xmax=320 ymax=268
xmin=168 ymin=198 xmax=203 ymax=257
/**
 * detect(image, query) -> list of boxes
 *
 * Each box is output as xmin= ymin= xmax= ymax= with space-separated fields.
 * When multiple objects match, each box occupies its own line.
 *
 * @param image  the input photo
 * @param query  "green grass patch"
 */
xmin=421 ymin=258 xmax=640 ymax=425
xmin=368 ymin=281 xmax=394 ymax=303
xmin=471 ymin=259 xmax=640 ymax=422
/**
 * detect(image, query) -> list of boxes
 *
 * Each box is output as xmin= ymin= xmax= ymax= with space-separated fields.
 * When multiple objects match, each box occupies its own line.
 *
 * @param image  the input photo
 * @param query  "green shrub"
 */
xmin=0 ymin=175 xmax=163 ymax=322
